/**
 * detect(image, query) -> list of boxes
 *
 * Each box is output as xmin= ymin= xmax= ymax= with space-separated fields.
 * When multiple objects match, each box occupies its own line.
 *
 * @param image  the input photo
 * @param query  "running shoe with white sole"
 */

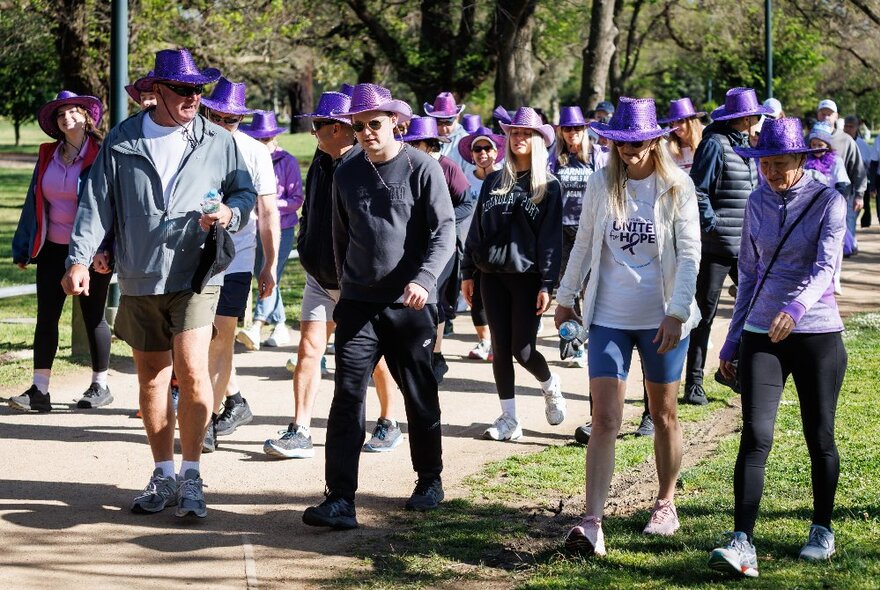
xmin=483 ymin=412 xmax=522 ymax=441
xmin=214 ymin=397 xmax=254 ymax=436
xmin=265 ymin=323 xmax=290 ymax=347
xmin=542 ymin=373 xmax=566 ymax=425
xmin=77 ymin=383 xmax=113 ymax=409
xmin=131 ymin=468 xmax=178 ymax=514
xmin=363 ymin=418 xmax=403 ymax=452
xmin=565 ymin=515 xmax=606 ymax=556
xmin=264 ymin=423 xmax=315 ymax=459
xmin=175 ymin=469 xmax=207 ymax=518
xmin=799 ymin=524 xmax=835 ymax=561
xmin=468 ymin=340 xmax=492 ymax=361
xmin=236 ymin=325 xmax=262 ymax=351
xmin=643 ymin=498 xmax=680 ymax=536
xmin=8 ymin=385 xmax=52 ymax=413
xmin=708 ymin=531 xmax=759 ymax=577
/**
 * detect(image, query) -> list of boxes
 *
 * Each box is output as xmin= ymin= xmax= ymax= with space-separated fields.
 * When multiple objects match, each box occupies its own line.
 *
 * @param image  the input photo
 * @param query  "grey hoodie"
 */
xmin=67 ymin=110 xmax=256 ymax=296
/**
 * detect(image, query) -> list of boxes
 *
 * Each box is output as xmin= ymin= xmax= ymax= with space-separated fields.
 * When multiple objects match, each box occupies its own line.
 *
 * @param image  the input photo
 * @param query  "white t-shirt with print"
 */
xmin=592 ymin=173 xmax=666 ymax=330
xmin=142 ymin=112 xmax=192 ymax=208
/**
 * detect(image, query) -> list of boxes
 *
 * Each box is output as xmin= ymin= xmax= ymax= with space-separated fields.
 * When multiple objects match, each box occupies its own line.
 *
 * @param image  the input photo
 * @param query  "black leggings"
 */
xmin=481 ymin=272 xmax=551 ymax=400
xmin=733 ymin=331 xmax=846 ymax=537
xmin=470 ymin=271 xmax=488 ymax=327
xmin=34 ymin=241 xmax=112 ymax=372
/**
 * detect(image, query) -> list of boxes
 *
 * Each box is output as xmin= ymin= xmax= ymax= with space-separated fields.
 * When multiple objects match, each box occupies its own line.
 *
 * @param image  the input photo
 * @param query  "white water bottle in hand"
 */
xmin=201 ymin=188 xmax=221 ymax=214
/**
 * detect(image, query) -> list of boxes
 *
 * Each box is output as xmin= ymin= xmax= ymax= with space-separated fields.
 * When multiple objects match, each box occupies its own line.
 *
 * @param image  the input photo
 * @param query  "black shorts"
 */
xmin=216 ymin=272 xmax=252 ymax=318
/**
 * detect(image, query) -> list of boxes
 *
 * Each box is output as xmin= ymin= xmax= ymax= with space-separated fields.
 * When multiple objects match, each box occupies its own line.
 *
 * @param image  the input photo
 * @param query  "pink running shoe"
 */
xmin=565 ymin=515 xmax=606 ymax=557
xmin=643 ymin=498 xmax=680 ymax=536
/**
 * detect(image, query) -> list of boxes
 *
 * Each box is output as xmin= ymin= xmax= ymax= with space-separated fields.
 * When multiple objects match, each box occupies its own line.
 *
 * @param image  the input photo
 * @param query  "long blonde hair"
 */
xmin=555 ymin=126 xmax=591 ymax=168
xmin=667 ymin=118 xmax=703 ymax=159
xmin=605 ymin=136 xmax=683 ymax=220
xmin=491 ymin=132 xmax=550 ymax=204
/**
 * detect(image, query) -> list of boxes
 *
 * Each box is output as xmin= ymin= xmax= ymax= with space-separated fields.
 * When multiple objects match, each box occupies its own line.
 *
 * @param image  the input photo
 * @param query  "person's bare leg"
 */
xmin=646 ymin=380 xmax=683 ymax=501
xmin=132 ymin=349 xmax=175 ymax=462
xmin=292 ymin=320 xmax=332 ymax=427
xmin=585 ymin=377 xmax=627 ymax=516
xmin=209 ymin=315 xmax=238 ymax=412
xmin=373 ymin=356 xmax=397 ymax=419
xmin=475 ymin=324 xmax=490 ymax=342
xmin=173 ymin=325 xmax=214 ymax=461
xmin=433 ymin=325 xmax=443 ymax=353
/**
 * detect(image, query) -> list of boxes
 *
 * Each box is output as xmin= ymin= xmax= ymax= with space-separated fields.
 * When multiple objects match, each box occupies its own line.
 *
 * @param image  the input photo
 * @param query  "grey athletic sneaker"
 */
xmin=683 ymin=383 xmax=709 ymax=406
xmin=202 ymin=419 xmax=217 ymax=453
xmin=363 ymin=418 xmax=403 ymax=452
xmin=708 ymin=531 xmax=759 ymax=577
xmin=8 ymin=385 xmax=52 ymax=413
xmin=264 ymin=423 xmax=315 ymax=459
xmin=175 ymin=469 xmax=207 ymax=518
xmin=214 ymin=397 xmax=253 ymax=436
xmin=131 ymin=468 xmax=178 ymax=514
xmin=634 ymin=413 xmax=655 ymax=437
xmin=799 ymin=524 xmax=835 ymax=561
xmin=77 ymin=383 xmax=113 ymax=409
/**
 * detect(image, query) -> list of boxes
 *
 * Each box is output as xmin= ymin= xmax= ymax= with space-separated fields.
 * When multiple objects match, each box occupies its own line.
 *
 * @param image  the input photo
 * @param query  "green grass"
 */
xmin=331 ymin=314 xmax=880 ymax=589
xmin=0 ymin=119 xmax=44 ymax=155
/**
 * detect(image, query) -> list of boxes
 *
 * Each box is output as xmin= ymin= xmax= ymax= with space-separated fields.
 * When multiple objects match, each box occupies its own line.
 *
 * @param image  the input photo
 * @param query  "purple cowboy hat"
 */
xmin=37 ymin=90 xmax=103 ymax=139
xmin=240 ymin=110 xmax=285 ymax=139
xmin=710 ymin=87 xmax=774 ymax=121
xmin=499 ymin=107 xmax=555 ymax=147
xmin=200 ymin=77 xmax=255 ymax=116
xmin=589 ymin=97 xmax=671 ymax=143
xmin=558 ymin=106 xmax=588 ymax=128
xmin=338 ymin=83 xmax=355 ymax=97
xmin=294 ymin=91 xmax=352 ymax=125
xmin=733 ymin=118 xmax=825 ymax=159
xmin=424 ymin=92 xmax=465 ymax=118
xmin=125 ymin=70 xmax=154 ymax=104
xmin=400 ymin=116 xmax=451 ymax=143
xmin=658 ymin=97 xmax=706 ymax=124
xmin=493 ymin=105 xmax=514 ymax=125
xmin=457 ymin=126 xmax=506 ymax=165
xmin=134 ymin=48 xmax=221 ymax=92
xmin=461 ymin=114 xmax=482 ymax=134
xmin=332 ymin=83 xmax=412 ymax=123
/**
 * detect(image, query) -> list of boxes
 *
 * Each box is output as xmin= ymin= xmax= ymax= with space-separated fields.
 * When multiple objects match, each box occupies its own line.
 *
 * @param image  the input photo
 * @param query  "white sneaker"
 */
xmin=542 ymin=373 xmax=566 ymax=425
xmin=236 ymin=325 xmax=262 ymax=351
xmin=483 ymin=412 xmax=522 ymax=441
xmin=265 ymin=323 xmax=290 ymax=347
xmin=567 ymin=347 xmax=587 ymax=369
xmin=468 ymin=340 xmax=492 ymax=360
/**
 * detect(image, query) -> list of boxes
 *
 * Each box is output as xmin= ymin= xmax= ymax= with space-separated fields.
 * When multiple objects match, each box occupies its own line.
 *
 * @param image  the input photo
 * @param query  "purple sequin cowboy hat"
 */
xmin=499 ymin=106 xmax=555 ymax=147
xmin=558 ymin=106 xmax=588 ymax=128
xmin=400 ymin=116 xmax=451 ymax=143
xmin=200 ymin=77 xmax=255 ymax=116
xmin=240 ymin=110 xmax=285 ymax=139
xmin=134 ymin=48 xmax=221 ymax=92
xmin=457 ymin=126 xmax=506 ymax=165
xmin=461 ymin=114 xmax=483 ymax=134
xmin=338 ymin=83 xmax=355 ymax=97
xmin=424 ymin=92 xmax=465 ymax=118
xmin=37 ymin=90 xmax=103 ymax=139
xmin=658 ymin=97 xmax=706 ymax=124
xmin=126 ymin=71 xmax=154 ymax=104
xmin=710 ymin=87 xmax=774 ymax=121
xmin=332 ymin=83 xmax=412 ymax=123
xmin=589 ymin=97 xmax=672 ymax=143
xmin=733 ymin=118 xmax=826 ymax=159
xmin=294 ymin=91 xmax=352 ymax=126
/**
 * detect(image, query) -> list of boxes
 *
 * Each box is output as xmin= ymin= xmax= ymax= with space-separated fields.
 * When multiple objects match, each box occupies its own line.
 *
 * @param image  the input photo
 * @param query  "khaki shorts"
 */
xmin=115 ymin=287 xmax=220 ymax=352
xmin=301 ymin=273 xmax=340 ymax=322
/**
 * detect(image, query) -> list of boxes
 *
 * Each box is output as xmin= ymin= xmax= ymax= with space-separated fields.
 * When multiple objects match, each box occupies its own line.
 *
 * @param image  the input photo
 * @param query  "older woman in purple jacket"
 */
xmin=709 ymin=118 xmax=847 ymax=578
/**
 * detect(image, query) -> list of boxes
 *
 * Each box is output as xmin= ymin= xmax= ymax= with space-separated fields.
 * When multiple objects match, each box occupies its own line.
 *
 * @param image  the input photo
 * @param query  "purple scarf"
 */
xmin=805 ymin=150 xmax=836 ymax=178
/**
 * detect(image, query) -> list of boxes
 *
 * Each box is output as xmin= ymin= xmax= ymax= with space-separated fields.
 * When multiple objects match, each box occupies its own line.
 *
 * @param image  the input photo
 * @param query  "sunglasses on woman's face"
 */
xmin=207 ymin=111 xmax=243 ymax=125
xmin=351 ymin=118 xmax=387 ymax=133
xmin=471 ymin=145 xmax=495 ymax=154
xmin=613 ymin=140 xmax=646 ymax=148
xmin=162 ymin=83 xmax=204 ymax=97
xmin=561 ymin=125 xmax=585 ymax=132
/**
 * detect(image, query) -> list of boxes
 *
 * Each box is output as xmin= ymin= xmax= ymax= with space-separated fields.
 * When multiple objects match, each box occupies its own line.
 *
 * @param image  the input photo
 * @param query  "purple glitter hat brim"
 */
xmin=710 ymin=104 xmax=774 ymax=121
xmin=134 ymin=69 xmax=221 ymax=92
xmin=658 ymin=112 xmax=705 ymax=124
xmin=499 ymin=122 xmax=555 ymax=148
xmin=423 ymin=103 xmax=466 ymax=118
xmin=200 ymin=97 xmax=255 ymax=116
xmin=37 ymin=94 xmax=103 ymax=139
xmin=733 ymin=145 xmax=826 ymax=159
xmin=458 ymin=128 xmax=506 ymax=164
xmin=588 ymin=121 xmax=672 ymax=142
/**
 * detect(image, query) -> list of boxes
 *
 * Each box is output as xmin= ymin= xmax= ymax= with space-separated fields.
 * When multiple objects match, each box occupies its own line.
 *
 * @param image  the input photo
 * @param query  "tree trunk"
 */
xmin=492 ymin=0 xmax=539 ymax=107
xmin=287 ymin=64 xmax=313 ymax=134
xmin=580 ymin=0 xmax=618 ymax=111
xmin=14 ymin=120 xmax=21 ymax=146
xmin=608 ymin=0 xmax=625 ymax=101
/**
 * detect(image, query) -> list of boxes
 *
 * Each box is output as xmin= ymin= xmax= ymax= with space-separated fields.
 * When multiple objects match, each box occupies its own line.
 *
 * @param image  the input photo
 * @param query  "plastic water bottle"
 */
xmin=559 ymin=320 xmax=588 ymax=346
xmin=200 ymin=188 xmax=221 ymax=214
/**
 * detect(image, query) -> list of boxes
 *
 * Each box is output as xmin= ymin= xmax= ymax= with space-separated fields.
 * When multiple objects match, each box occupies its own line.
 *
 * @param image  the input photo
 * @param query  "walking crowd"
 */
xmin=10 ymin=46 xmax=869 ymax=578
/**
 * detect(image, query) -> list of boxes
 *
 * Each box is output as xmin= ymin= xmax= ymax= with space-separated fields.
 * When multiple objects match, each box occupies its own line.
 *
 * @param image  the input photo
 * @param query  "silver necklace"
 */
xmin=364 ymin=142 xmax=414 ymax=190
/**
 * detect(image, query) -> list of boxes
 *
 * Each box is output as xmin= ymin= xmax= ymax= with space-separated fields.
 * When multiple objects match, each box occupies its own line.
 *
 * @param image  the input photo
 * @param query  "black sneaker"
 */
xmin=574 ymin=423 xmax=592 ymax=445
xmin=443 ymin=319 xmax=454 ymax=336
xmin=634 ymin=413 xmax=655 ymax=437
xmin=683 ymin=383 xmax=709 ymax=405
xmin=202 ymin=419 xmax=218 ymax=453
xmin=405 ymin=478 xmax=444 ymax=511
xmin=77 ymin=383 xmax=113 ymax=409
xmin=8 ymin=385 xmax=52 ymax=413
xmin=215 ymin=397 xmax=254 ymax=436
xmin=302 ymin=494 xmax=358 ymax=529
xmin=432 ymin=352 xmax=449 ymax=384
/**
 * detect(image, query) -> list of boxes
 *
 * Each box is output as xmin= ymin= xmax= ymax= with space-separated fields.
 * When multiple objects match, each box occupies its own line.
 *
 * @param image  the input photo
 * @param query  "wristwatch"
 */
xmin=227 ymin=206 xmax=241 ymax=232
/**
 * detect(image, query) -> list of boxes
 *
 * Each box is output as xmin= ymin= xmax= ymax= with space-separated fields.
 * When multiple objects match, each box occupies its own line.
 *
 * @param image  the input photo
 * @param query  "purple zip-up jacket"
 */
xmin=271 ymin=147 xmax=304 ymax=230
xmin=720 ymin=175 xmax=846 ymax=361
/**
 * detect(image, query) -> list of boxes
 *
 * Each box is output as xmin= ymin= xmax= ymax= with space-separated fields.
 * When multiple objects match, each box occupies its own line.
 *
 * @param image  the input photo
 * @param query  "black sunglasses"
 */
xmin=311 ymin=119 xmax=336 ymax=132
xmin=162 ymin=82 xmax=204 ymax=97
xmin=613 ymin=139 xmax=647 ymax=148
xmin=561 ymin=125 xmax=586 ymax=132
xmin=351 ymin=118 xmax=387 ymax=133
xmin=471 ymin=145 xmax=495 ymax=153
xmin=207 ymin=110 xmax=243 ymax=125
xmin=437 ymin=118 xmax=456 ymax=126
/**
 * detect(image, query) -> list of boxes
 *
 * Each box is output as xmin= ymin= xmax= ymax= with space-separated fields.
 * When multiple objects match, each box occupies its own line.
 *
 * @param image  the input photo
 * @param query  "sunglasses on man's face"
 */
xmin=613 ymin=139 xmax=646 ymax=149
xmin=162 ymin=83 xmax=204 ymax=97
xmin=207 ymin=111 xmax=243 ymax=125
xmin=436 ymin=118 xmax=455 ymax=126
xmin=471 ymin=145 xmax=495 ymax=154
xmin=351 ymin=118 xmax=387 ymax=133
xmin=311 ymin=119 xmax=337 ymax=133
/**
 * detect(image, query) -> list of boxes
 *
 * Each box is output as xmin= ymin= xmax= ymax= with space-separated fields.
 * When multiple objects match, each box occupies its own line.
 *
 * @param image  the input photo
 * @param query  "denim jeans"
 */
xmin=253 ymin=226 xmax=296 ymax=324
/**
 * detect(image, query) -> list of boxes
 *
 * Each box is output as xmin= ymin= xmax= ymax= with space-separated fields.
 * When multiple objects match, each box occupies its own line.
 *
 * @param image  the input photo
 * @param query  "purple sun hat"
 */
xmin=558 ymin=106 xmax=588 ymax=127
xmin=126 ymin=71 xmax=154 ymax=104
xmin=733 ymin=118 xmax=825 ymax=159
xmin=37 ymin=90 xmax=103 ymax=139
xmin=200 ymin=77 xmax=255 ymax=116
xmin=333 ymin=83 xmax=412 ymax=123
xmin=338 ymin=83 xmax=355 ymax=97
xmin=710 ymin=87 xmax=774 ymax=121
xmin=658 ymin=97 xmax=706 ymax=124
xmin=240 ymin=111 xmax=285 ymax=139
xmin=401 ymin=116 xmax=451 ymax=143
xmin=589 ymin=97 xmax=671 ymax=142
xmin=462 ymin=114 xmax=482 ymax=133
xmin=134 ymin=48 xmax=220 ymax=92
xmin=458 ymin=126 xmax=506 ymax=165
xmin=499 ymin=107 xmax=555 ymax=147
xmin=295 ymin=91 xmax=352 ymax=125
xmin=424 ymin=92 xmax=465 ymax=118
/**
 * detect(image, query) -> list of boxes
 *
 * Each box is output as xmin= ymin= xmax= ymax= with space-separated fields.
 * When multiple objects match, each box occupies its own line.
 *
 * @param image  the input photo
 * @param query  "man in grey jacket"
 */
xmin=62 ymin=49 xmax=256 ymax=519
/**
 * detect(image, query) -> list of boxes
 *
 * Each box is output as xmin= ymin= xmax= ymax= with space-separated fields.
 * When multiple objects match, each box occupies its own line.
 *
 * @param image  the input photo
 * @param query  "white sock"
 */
xmin=32 ymin=373 xmax=50 ymax=394
xmin=539 ymin=375 xmax=555 ymax=391
xmin=92 ymin=370 xmax=108 ymax=387
xmin=179 ymin=460 xmax=200 ymax=479
xmin=155 ymin=461 xmax=175 ymax=479
xmin=500 ymin=398 xmax=517 ymax=419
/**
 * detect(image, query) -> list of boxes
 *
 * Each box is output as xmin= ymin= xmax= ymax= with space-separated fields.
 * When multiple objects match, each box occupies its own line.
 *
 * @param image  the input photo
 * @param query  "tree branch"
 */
xmin=848 ymin=0 xmax=880 ymax=28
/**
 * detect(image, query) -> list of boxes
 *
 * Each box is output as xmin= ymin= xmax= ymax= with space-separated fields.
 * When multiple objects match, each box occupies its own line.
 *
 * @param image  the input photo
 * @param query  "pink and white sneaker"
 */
xmin=565 ymin=515 xmax=606 ymax=557
xmin=643 ymin=498 xmax=680 ymax=536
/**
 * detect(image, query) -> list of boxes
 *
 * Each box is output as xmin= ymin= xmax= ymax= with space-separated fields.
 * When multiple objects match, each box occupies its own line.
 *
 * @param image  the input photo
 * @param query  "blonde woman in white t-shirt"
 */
xmin=660 ymin=97 xmax=705 ymax=173
xmin=555 ymin=97 xmax=702 ymax=556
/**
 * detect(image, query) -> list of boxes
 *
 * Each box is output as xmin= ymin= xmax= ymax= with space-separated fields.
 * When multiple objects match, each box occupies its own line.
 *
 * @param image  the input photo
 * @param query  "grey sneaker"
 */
xmin=302 ymin=493 xmax=358 ymax=529
xmin=634 ymin=413 xmax=655 ymax=437
xmin=175 ymin=469 xmax=207 ymax=518
xmin=799 ymin=524 xmax=835 ymax=561
xmin=131 ymin=468 xmax=178 ymax=514
xmin=214 ymin=397 xmax=253 ymax=436
xmin=542 ymin=373 xmax=566 ymax=425
xmin=708 ymin=531 xmax=759 ymax=577
xmin=202 ymin=419 xmax=217 ymax=453
xmin=405 ymin=478 xmax=444 ymax=511
xmin=683 ymin=383 xmax=709 ymax=406
xmin=264 ymin=423 xmax=315 ymax=459
xmin=8 ymin=385 xmax=52 ymax=413
xmin=77 ymin=383 xmax=113 ymax=409
xmin=363 ymin=418 xmax=403 ymax=452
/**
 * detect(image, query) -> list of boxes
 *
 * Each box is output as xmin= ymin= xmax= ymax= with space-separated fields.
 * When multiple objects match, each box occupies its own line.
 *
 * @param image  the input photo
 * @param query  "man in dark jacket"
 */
xmin=684 ymin=87 xmax=772 ymax=405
